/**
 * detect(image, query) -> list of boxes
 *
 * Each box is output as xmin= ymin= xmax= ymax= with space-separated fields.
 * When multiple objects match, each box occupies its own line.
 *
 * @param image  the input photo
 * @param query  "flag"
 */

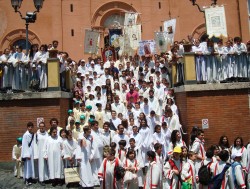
xmin=124 ymin=25 xmax=141 ymax=50
xmin=155 ymin=32 xmax=168 ymax=53
xmin=84 ymin=30 xmax=100 ymax=54
xmin=138 ymin=40 xmax=156 ymax=56
xmin=163 ymin=19 xmax=176 ymax=44
xmin=205 ymin=6 xmax=227 ymax=38
xmin=109 ymin=29 xmax=122 ymax=46
xmin=124 ymin=12 xmax=138 ymax=26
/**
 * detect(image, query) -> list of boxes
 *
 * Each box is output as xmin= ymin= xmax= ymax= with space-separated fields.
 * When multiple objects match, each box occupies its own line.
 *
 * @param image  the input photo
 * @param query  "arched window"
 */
xmin=12 ymin=39 xmax=31 ymax=50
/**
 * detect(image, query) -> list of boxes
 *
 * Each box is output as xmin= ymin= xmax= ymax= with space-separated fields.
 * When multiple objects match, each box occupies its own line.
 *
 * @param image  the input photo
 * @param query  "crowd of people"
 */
xmin=0 ymin=37 xmax=249 ymax=93
xmin=9 ymin=35 xmax=250 ymax=189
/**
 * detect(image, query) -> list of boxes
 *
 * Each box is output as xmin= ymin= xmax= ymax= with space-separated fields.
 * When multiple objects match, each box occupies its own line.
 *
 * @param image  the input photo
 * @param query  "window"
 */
xmin=159 ymin=2 xmax=161 ymax=9
xmin=12 ymin=39 xmax=31 ymax=50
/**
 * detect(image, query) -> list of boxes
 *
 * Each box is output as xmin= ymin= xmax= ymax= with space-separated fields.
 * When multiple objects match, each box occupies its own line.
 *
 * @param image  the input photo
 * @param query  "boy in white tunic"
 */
xmin=229 ymin=152 xmax=246 ymax=189
xmin=12 ymin=137 xmax=23 ymax=179
xmin=144 ymin=150 xmax=161 ymax=189
xmin=98 ymin=149 xmax=123 ymax=189
xmin=21 ymin=122 xmax=35 ymax=186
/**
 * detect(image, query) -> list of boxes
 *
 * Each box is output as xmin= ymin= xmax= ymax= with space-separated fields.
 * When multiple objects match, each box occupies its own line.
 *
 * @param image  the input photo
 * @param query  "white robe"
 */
xmin=144 ymin=161 xmax=161 ymax=189
xmin=123 ymin=158 xmax=141 ymax=189
xmin=21 ymin=131 xmax=35 ymax=179
xmin=139 ymin=127 xmax=153 ymax=166
xmin=98 ymin=157 xmax=123 ymax=189
xmin=148 ymin=97 xmax=161 ymax=116
xmin=91 ymin=129 xmax=105 ymax=185
xmin=63 ymin=139 xmax=77 ymax=168
xmin=34 ymin=131 xmax=49 ymax=182
xmin=78 ymin=134 xmax=95 ymax=187
xmin=12 ymin=144 xmax=23 ymax=178
xmin=0 ymin=54 xmax=13 ymax=88
xmin=44 ymin=136 xmax=64 ymax=179
xmin=33 ymin=51 xmax=49 ymax=89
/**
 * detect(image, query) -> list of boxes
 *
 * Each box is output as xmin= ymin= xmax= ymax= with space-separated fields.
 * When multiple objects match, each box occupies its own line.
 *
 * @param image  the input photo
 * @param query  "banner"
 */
xmin=109 ymin=29 xmax=122 ymax=46
xmin=124 ymin=25 xmax=141 ymax=50
xmin=205 ymin=6 xmax=227 ymax=38
xmin=124 ymin=12 xmax=138 ymax=26
xmin=154 ymin=32 xmax=168 ymax=53
xmin=138 ymin=40 xmax=156 ymax=56
xmin=84 ymin=30 xmax=100 ymax=54
xmin=163 ymin=18 xmax=176 ymax=44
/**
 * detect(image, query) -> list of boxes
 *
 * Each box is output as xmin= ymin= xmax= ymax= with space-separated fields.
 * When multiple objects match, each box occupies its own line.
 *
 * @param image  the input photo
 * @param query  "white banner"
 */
xmin=84 ymin=30 xmax=100 ymax=54
xmin=124 ymin=12 xmax=138 ymax=26
xmin=163 ymin=18 xmax=176 ymax=45
xmin=205 ymin=6 xmax=227 ymax=38
xmin=155 ymin=32 xmax=168 ymax=53
xmin=138 ymin=40 xmax=156 ymax=56
xmin=124 ymin=25 xmax=141 ymax=50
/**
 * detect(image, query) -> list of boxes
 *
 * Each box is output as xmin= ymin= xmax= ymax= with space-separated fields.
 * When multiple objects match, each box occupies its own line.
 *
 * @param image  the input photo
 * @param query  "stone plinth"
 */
xmin=0 ymin=91 xmax=72 ymax=162
xmin=175 ymin=82 xmax=250 ymax=149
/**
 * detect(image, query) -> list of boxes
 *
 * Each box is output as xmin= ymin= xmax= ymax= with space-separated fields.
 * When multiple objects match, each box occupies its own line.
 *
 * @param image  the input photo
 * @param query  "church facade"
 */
xmin=0 ymin=0 xmax=249 ymax=60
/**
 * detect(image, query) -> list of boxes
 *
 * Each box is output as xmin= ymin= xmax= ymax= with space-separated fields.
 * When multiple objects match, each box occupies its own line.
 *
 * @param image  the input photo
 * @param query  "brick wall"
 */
xmin=175 ymin=89 xmax=250 ymax=150
xmin=0 ymin=98 xmax=71 ymax=162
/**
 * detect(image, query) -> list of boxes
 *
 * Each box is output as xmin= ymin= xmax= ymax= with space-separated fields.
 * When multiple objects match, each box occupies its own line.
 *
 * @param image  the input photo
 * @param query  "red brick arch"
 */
xmin=191 ymin=23 xmax=206 ymax=40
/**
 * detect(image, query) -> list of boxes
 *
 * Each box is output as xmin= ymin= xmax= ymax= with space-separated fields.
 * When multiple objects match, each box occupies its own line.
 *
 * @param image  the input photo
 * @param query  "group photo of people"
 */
xmin=9 ymin=35 xmax=250 ymax=189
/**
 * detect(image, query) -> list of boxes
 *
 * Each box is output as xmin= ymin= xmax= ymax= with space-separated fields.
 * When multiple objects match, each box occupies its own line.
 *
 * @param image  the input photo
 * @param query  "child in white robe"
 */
xmin=144 ymin=150 xmax=161 ymax=189
xmin=123 ymin=149 xmax=141 ymax=189
xmin=12 ymin=137 xmax=23 ymax=178
xmin=228 ymin=152 xmax=246 ymax=189
xmin=163 ymin=146 xmax=183 ymax=189
xmin=117 ymin=140 xmax=127 ymax=163
xmin=98 ymin=149 xmax=123 ymax=189
xmin=181 ymin=151 xmax=197 ymax=189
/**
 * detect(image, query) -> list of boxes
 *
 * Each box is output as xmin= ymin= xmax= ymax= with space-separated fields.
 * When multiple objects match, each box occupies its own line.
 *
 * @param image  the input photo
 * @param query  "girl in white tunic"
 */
xmin=44 ymin=126 xmax=64 ymax=186
xmin=231 ymin=137 xmax=248 ymax=173
xmin=139 ymin=119 xmax=153 ymax=167
xmin=77 ymin=126 xmax=95 ymax=188
xmin=123 ymin=149 xmax=140 ymax=189
xmin=168 ymin=130 xmax=186 ymax=156
xmin=33 ymin=122 xmax=49 ymax=184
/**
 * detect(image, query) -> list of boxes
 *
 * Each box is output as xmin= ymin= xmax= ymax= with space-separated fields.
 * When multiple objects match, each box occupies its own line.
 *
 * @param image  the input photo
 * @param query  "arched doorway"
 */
xmin=91 ymin=1 xmax=141 ymax=53
xmin=0 ymin=29 xmax=41 ymax=53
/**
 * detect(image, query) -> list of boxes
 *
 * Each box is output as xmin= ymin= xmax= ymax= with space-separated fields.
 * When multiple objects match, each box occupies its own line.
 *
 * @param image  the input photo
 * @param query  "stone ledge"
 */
xmin=174 ymin=82 xmax=250 ymax=93
xmin=0 ymin=91 xmax=73 ymax=100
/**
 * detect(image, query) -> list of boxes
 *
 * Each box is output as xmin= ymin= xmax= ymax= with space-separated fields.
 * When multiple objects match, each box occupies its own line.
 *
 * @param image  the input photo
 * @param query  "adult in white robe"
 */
xmin=33 ymin=45 xmax=49 ymax=90
xmin=139 ymin=120 xmax=153 ymax=167
xmin=90 ymin=121 xmax=105 ymax=185
xmin=33 ymin=123 xmax=49 ymax=183
xmin=12 ymin=47 xmax=28 ymax=91
xmin=77 ymin=128 xmax=95 ymax=187
xmin=21 ymin=122 xmax=35 ymax=185
xmin=44 ymin=127 xmax=64 ymax=182
xmin=0 ymin=49 xmax=13 ymax=90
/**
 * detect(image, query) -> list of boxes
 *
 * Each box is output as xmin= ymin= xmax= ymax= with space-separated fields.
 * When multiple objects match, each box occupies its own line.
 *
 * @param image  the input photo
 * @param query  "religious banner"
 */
xmin=154 ymin=32 xmax=168 ymax=53
xmin=84 ymin=30 xmax=100 ymax=54
xmin=124 ymin=12 xmax=138 ymax=26
xmin=109 ymin=29 xmax=122 ymax=46
xmin=205 ymin=6 xmax=227 ymax=38
xmin=138 ymin=40 xmax=156 ymax=56
xmin=124 ymin=25 xmax=141 ymax=50
xmin=163 ymin=18 xmax=176 ymax=44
